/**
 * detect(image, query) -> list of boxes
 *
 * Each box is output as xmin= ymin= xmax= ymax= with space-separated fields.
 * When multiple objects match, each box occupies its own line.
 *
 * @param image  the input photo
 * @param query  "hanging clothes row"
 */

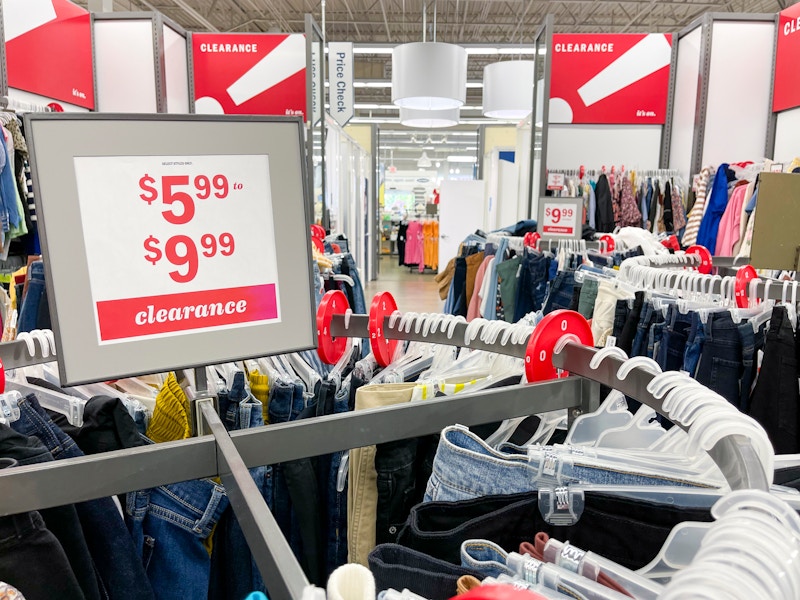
xmin=546 ymin=167 xmax=688 ymax=237
xmin=399 ymin=218 xmax=439 ymax=273
xmin=683 ymin=158 xmax=800 ymax=258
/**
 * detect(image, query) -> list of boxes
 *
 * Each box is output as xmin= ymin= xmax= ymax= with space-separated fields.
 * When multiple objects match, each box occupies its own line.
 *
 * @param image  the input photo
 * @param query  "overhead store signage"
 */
xmin=772 ymin=3 xmax=800 ymax=112
xmin=4 ymin=0 xmax=95 ymax=110
xmin=550 ymin=33 xmax=672 ymax=124
xmin=192 ymin=33 xmax=306 ymax=117
xmin=75 ymin=154 xmax=280 ymax=342
xmin=328 ymin=42 xmax=354 ymax=126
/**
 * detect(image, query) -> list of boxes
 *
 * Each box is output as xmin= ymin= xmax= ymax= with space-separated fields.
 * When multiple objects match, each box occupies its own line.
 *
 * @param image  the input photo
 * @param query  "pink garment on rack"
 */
xmin=403 ymin=220 xmax=424 ymax=267
xmin=715 ymin=183 xmax=748 ymax=256
xmin=467 ymin=256 xmax=493 ymax=321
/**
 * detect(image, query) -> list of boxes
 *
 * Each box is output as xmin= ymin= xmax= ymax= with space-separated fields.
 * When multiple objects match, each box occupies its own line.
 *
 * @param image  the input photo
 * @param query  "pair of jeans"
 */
xmin=695 ymin=312 xmax=745 ymax=408
xmin=18 ymin=260 xmax=46 ymax=333
xmin=0 ymin=510 xmax=85 ymax=600
xmin=682 ymin=312 xmax=705 ymax=377
xmin=451 ymin=257 xmax=469 ymax=317
xmin=631 ymin=302 xmax=662 ymax=358
xmin=368 ymin=544 xmax=484 ymax=600
xmin=611 ymin=299 xmax=629 ymax=342
xmin=10 ymin=394 xmax=154 ymax=600
xmin=126 ymin=474 xmax=228 ymax=600
xmin=542 ymin=271 xmax=575 ymax=315
xmin=617 ymin=292 xmax=644 ymax=355
xmin=424 ymin=427 xmax=706 ymax=506
xmin=497 ymin=256 xmax=521 ymax=323
xmin=210 ymin=371 xmax=269 ymax=599
xmin=656 ymin=305 xmax=693 ymax=373
xmin=397 ymin=490 xmax=714 ymax=571
xmin=341 ymin=253 xmax=366 ymax=316
xmin=513 ymin=251 xmax=550 ymax=321
xmin=749 ymin=306 xmax=799 ymax=453
xmin=568 ymin=282 xmax=583 ymax=312
xmin=577 ymin=279 xmax=599 ymax=319
xmin=737 ymin=319 xmax=766 ymax=414
xmin=348 ymin=384 xmax=416 ymax=566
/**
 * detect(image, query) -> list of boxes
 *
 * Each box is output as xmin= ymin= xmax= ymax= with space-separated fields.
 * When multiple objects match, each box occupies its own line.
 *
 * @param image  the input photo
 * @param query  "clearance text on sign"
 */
xmin=74 ymin=154 xmax=281 ymax=343
xmin=542 ymin=203 xmax=578 ymax=236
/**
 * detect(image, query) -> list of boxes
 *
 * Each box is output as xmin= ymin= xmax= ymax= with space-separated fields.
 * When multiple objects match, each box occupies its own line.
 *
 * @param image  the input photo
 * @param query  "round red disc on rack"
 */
xmin=316 ymin=290 xmax=350 ymax=364
xmin=599 ymin=234 xmax=615 ymax=253
xmin=734 ymin=265 xmax=760 ymax=309
xmin=369 ymin=291 xmax=399 ymax=367
xmin=525 ymin=310 xmax=594 ymax=382
xmin=523 ymin=232 xmax=540 ymax=249
xmin=685 ymin=245 xmax=713 ymax=274
xmin=661 ymin=235 xmax=680 ymax=252
xmin=310 ymin=224 xmax=326 ymax=240
xmin=311 ymin=237 xmax=325 ymax=253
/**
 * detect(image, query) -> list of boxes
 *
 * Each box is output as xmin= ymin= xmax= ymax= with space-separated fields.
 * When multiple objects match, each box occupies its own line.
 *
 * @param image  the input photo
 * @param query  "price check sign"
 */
xmin=74 ymin=155 xmax=281 ymax=343
xmin=541 ymin=201 xmax=580 ymax=238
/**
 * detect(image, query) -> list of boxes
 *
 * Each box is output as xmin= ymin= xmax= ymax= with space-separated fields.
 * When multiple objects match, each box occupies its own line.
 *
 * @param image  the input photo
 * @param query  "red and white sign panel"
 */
xmin=773 ymin=4 xmax=800 ymax=112
xmin=541 ymin=202 xmax=578 ymax=237
xmin=4 ymin=0 xmax=94 ymax=110
xmin=550 ymin=34 xmax=672 ymax=124
xmin=192 ymin=33 xmax=306 ymax=117
xmin=73 ymin=154 xmax=281 ymax=343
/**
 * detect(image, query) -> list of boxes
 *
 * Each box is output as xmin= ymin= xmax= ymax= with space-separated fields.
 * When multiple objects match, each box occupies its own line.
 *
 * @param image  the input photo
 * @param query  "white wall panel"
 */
xmin=94 ymin=20 xmax=157 ymax=112
xmin=773 ymin=107 xmax=800 ymax=163
xmin=547 ymin=125 xmax=662 ymax=169
xmin=667 ymin=26 xmax=702 ymax=178
xmin=702 ymin=21 xmax=775 ymax=167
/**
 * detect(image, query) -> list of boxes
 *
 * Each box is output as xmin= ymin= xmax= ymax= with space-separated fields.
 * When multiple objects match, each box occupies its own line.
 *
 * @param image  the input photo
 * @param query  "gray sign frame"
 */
xmin=25 ymin=113 xmax=316 ymax=386
xmin=536 ymin=196 xmax=583 ymax=240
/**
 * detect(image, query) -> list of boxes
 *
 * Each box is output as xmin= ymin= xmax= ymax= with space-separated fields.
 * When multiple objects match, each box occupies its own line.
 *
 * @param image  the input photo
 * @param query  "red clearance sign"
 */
xmin=5 ymin=0 xmax=95 ymax=110
xmin=773 ymin=4 xmax=800 ymax=112
xmin=192 ymin=33 xmax=306 ymax=117
xmin=550 ymin=34 xmax=672 ymax=124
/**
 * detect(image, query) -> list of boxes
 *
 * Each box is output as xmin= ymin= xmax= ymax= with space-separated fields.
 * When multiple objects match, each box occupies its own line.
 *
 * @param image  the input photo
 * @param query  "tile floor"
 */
xmin=364 ymin=257 xmax=444 ymax=313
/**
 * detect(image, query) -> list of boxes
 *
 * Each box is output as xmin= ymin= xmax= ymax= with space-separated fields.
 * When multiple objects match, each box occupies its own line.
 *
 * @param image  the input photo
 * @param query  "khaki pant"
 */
xmin=347 ymin=383 xmax=416 ymax=566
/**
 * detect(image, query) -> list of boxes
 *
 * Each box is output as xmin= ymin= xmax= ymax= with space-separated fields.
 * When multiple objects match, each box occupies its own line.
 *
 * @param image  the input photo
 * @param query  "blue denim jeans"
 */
xmin=342 ymin=253 xmax=366 ymax=316
xmin=682 ymin=312 xmax=705 ymax=377
xmin=513 ymin=250 xmax=551 ymax=321
xmin=460 ymin=540 xmax=514 ymax=578
xmin=484 ymin=238 xmax=509 ymax=320
xmin=424 ymin=427 xmax=706 ymax=504
xmin=737 ymin=320 xmax=766 ymax=413
xmin=695 ymin=313 xmax=744 ymax=408
xmin=656 ymin=305 xmax=693 ymax=372
xmin=126 ymin=475 xmax=228 ymax=600
xmin=542 ymin=271 xmax=576 ymax=315
xmin=18 ymin=260 xmax=46 ymax=333
xmin=11 ymin=394 xmax=156 ymax=600
xmin=210 ymin=371 xmax=268 ymax=600
xmin=631 ymin=302 xmax=663 ymax=357
xmin=327 ymin=381 xmax=353 ymax=574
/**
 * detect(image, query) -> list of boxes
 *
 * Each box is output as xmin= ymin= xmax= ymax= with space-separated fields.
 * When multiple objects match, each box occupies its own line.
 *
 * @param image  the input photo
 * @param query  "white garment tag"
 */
xmin=605 ymin=336 xmax=617 ymax=348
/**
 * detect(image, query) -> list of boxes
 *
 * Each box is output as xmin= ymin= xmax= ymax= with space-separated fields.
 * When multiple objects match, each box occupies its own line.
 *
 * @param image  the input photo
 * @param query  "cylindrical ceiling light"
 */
xmin=392 ymin=42 xmax=467 ymax=109
xmin=400 ymin=106 xmax=459 ymax=128
xmin=482 ymin=60 xmax=534 ymax=119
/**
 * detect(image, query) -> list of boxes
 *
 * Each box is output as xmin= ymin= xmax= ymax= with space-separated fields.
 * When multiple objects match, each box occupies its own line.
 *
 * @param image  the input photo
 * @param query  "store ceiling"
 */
xmin=78 ymin=0 xmax=785 ymax=152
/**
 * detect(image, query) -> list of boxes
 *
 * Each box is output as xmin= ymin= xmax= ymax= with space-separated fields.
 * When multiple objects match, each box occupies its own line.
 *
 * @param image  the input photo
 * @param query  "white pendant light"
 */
xmin=392 ymin=42 xmax=467 ymax=110
xmin=482 ymin=60 xmax=534 ymax=119
xmin=400 ymin=106 xmax=459 ymax=128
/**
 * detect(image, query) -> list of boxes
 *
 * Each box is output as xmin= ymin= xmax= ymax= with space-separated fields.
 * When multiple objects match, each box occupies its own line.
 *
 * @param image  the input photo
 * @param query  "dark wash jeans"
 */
xmin=542 ymin=271 xmax=576 ymax=315
xmin=368 ymin=544 xmax=484 ymax=600
xmin=749 ymin=306 xmax=800 ymax=454
xmin=513 ymin=250 xmax=550 ymax=321
xmin=695 ymin=312 xmax=746 ymax=409
xmin=397 ymin=491 xmax=713 ymax=570
xmin=11 ymin=394 xmax=155 ymax=600
xmin=0 ymin=510 xmax=85 ymax=600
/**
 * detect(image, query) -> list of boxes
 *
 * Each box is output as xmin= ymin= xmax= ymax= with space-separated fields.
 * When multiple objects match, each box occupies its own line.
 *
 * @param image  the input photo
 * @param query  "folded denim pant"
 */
xmin=424 ymin=426 xmax=707 ymax=505
xmin=348 ymin=384 xmax=417 ymax=565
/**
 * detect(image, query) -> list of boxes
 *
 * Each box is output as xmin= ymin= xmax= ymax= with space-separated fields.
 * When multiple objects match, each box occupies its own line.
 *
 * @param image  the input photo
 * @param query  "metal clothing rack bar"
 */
xmin=0 ymin=338 xmax=61 ymax=370
xmin=0 ymin=96 xmax=53 ymax=113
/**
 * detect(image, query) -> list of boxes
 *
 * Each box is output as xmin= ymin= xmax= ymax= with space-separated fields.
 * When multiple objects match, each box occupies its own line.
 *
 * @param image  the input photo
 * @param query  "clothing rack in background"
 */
xmin=0 ymin=302 xmax=772 ymax=599
xmin=0 ymin=96 xmax=53 ymax=113
xmin=546 ymin=168 xmax=682 ymax=179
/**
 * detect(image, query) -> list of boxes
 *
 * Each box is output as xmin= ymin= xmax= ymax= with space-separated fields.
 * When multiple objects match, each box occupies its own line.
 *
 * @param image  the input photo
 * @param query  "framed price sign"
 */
xmin=537 ymin=197 xmax=582 ymax=240
xmin=25 ymin=114 xmax=314 ymax=385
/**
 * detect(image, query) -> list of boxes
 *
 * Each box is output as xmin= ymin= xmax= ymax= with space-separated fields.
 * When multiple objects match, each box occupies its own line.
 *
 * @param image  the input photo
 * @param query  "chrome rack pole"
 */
xmin=198 ymin=400 xmax=310 ymax=600
xmin=0 ymin=338 xmax=59 ymax=369
xmin=552 ymin=341 xmax=769 ymax=492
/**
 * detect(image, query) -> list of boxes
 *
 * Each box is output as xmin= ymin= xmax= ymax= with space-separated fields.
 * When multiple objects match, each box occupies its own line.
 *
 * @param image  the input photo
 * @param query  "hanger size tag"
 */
xmin=605 ymin=336 xmax=617 ymax=348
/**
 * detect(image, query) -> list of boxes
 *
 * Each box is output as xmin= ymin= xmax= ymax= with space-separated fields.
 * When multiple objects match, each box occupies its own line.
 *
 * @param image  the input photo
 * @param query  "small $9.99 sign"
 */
xmin=541 ymin=202 xmax=579 ymax=237
xmin=73 ymin=154 xmax=281 ymax=344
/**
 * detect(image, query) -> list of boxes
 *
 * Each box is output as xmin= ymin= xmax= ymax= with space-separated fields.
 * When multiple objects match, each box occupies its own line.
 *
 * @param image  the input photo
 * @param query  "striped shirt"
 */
xmin=682 ymin=166 xmax=713 ymax=247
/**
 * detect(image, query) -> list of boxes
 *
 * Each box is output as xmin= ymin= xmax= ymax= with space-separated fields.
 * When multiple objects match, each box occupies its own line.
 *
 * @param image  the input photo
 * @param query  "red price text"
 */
xmin=144 ymin=233 xmax=235 ymax=283
xmin=545 ymin=207 xmax=574 ymax=224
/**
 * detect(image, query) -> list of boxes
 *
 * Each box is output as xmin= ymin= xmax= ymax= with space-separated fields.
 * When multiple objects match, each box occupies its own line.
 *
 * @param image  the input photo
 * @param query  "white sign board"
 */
xmin=537 ymin=197 xmax=582 ymax=239
xmin=546 ymin=172 xmax=565 ymax=191
xmin=328 ymin=42 xmax=354 ymax=126
xmin=73 ymin=154 xmax=281 ymax=343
